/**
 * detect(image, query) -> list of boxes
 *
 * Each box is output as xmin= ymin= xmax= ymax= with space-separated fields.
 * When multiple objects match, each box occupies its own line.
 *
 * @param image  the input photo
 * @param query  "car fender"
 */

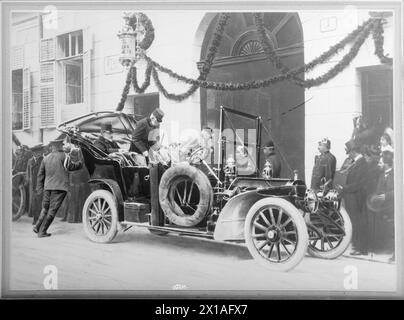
xmin=213 ymin=190 xmax=267 ymax=241
xmin=88 ymin=178 xmax=124 ymax=221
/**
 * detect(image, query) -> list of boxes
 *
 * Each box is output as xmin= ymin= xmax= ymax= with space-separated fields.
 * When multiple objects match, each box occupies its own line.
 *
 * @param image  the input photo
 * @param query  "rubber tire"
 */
xmin=82 ymin=189 xmax=118 ymax=243
xmin=12 ymin=174 xmax=27 ymax=221
xmin=244 ymin=197 xmax=309 ymax=272
xmin=159 ymin=163 xmax=213 ymax=227
xmin=307 ymin=205 xmax=352 ymax=259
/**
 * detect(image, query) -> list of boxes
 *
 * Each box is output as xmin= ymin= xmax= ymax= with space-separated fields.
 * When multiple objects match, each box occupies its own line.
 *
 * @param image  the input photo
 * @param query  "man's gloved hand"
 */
xmin=69 ymin=147 xmax=80 ymax=163
xmin=142 ymin=150 xmax=149 ymax=157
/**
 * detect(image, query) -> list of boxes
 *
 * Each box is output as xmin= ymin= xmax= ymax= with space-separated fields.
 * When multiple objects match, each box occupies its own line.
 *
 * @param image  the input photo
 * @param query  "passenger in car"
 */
xmin=94 ymin=123 xmax=120 ymax=154
xmin=235 ymin=145 xmax=256 ymax=175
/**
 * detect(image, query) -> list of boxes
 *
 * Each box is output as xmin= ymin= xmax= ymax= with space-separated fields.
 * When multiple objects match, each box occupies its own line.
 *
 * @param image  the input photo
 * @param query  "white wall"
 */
xmin=300 ymin=9 xmax=394 ymax=182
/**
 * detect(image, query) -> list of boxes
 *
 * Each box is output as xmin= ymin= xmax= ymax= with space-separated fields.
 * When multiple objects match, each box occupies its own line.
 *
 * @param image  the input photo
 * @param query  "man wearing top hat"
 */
xmin=262 ymin=140 xmax=281 ymax=178
xmin=310 ymin=138 xmax=337 ymax=192
xmin=336 ymin=139 xmax=369 ymax=255
xmin=94 ymin=123 xmax=120 ymax=154
xmin=34 ymin=136 xmax=83 ymax=238
xmin=25 ymin=144 xmax=45 ymax=224
xmin=130 ymin=108 xmax=165 ymax=161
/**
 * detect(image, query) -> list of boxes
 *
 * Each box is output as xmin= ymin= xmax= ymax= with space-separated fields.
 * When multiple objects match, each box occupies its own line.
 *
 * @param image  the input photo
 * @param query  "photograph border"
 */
xmin=1 ymin=0 xmax=403 ymax=299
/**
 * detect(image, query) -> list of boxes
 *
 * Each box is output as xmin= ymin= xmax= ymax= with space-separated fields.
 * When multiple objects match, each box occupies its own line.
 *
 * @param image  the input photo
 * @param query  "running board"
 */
xmin=121 ymin=221 xmax=214 ymax=239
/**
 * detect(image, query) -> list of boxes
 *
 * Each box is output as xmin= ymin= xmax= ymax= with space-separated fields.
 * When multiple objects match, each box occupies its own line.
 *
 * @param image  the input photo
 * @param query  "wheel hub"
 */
xmin=95 ymin=213 xmax=102 ymax=220
xmin=266 ymin=227 xmax=281 ymax=242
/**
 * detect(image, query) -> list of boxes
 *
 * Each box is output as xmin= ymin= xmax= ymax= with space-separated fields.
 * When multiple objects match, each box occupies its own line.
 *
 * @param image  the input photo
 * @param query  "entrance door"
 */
xmin=361 ymin=67 xmax=393 ymax=129
xmin=199 ymin=12 xmax=305 ymax=178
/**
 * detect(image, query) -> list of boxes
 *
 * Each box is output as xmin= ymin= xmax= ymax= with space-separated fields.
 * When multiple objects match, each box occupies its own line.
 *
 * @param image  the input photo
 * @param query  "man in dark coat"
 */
xmin=94 ymin=123 xmax=120 ymax=154
xmin=12 ymin=145 xmax=32 ymax=174
xmin=130 ymin=108 xmax=164 ymax=160
xmin=310 ymin=138 xmax=337 ymax=192
xmin=34 ymin=137 xmax=83 ymax=238
xmin=336 ymin=140 xmax=369 ymax=255
xmin=25 ymin=144 xmax=45 ymax=224
xmin=262 ymin=140 xmax=281 ymax=178
xmin=367 ymin=150 xmax=394 ymax=261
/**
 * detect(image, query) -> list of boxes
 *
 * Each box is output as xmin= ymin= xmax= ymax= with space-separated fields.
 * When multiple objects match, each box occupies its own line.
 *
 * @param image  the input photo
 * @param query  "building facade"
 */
xmin=10 ymin=9 xmax=394 ymax=181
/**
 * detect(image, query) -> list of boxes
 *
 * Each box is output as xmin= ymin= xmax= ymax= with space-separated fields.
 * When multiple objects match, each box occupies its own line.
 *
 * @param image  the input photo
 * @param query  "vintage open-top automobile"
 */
xmin=57 ymin=107 xmax=352 ymax=271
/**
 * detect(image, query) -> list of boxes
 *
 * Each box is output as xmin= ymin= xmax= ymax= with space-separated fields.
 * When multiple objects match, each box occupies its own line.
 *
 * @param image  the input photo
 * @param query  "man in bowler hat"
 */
xmin=94 ymin=122 xmax=120 ymax=154
xmin=131 ymin=108 xmax=164 ymax=161
xmin=25 ymin=144 xmax=45 ymax=224
xmin=310 ymin=138 xmax=337 ymax=192
xmin=336 ymin=139 xmax=369 ymax=255
xmin=34 ymin=136 xmax=83 ymax=237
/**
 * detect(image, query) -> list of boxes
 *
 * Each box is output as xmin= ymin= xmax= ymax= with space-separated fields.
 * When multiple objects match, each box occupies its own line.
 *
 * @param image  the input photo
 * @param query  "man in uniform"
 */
xmin=94 ymin=123 xmax=120 ymax=154
xmin=310 ymin=138 xmax=337 ymax=192
xmin=34 ymin=136 xmax=83 ymax=238
xmin=25 ymin=144 xmax=45 ymax=224
xmin=262 ymin=140 xmax=281 ymax=178
xmin=130 ymin=108 xmax=164 ymax=162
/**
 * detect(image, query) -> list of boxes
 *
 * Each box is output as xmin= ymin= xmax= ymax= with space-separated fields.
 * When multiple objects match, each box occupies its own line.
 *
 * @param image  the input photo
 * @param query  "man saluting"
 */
xmin=34 ymin=136 xmax=83 ymax=238
xmin=310 ymin=138 xmax=336 ymax=193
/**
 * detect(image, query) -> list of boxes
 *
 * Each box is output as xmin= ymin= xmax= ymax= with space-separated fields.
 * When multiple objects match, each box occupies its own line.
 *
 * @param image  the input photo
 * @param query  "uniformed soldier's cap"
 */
xmin=318 ymin=138 xmax=331 ymax=149
xmin=264 ymin=140 xmax=274 ymax=148
xmin=49 ymin=134 xmax=67 ymax=145
xmin=100 ymin=122 xmax=113 ymax=133
xmin=31 ymin=144 xmax=44 ymax=152
xmin=49 ymin=139 xmax=65 ymax=145
xmin=152 ymin=108 xmax=164 ymax=122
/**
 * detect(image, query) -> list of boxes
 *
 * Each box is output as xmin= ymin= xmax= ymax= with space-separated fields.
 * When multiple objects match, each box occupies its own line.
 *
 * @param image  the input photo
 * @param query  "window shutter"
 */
xmin=40 ymin=38 xmax=55 ymax=62
xmin=83 ymin=28 xmax=92 ymax=111
xmin=40 ymin=62 xmax=56 ymax=128
xmin=83 ymin=50 xmax=91 ymax=109
xmin=22 ymin=68 xmax=31 ymax=130
xmin=11 ymin=46 xmax=24 ymax=70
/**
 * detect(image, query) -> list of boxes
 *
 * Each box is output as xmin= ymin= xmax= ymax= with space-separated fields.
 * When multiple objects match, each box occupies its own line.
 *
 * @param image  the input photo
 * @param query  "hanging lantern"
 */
xmin=117 ymin=22 xmax=137 ymax=67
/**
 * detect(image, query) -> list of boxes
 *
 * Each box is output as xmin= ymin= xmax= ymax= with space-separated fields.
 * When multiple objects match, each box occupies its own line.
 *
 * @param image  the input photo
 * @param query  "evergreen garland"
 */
xmin=116 ymin=13 xmax=393 ymax=104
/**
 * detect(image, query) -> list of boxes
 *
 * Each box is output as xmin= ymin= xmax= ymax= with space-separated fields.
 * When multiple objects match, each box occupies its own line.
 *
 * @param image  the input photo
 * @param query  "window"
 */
xmin=65 ymin=61 xmax=83 ymax=104
xmin=58 ymin=30 xmax=83 ymax=58
xmin=57 ymin=30 xmax=84 ymax=105
xmin=12 ymin=69 xmax=23 ymax=130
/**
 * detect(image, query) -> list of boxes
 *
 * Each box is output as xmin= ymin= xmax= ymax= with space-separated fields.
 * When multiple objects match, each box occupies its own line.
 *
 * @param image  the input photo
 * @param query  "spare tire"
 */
xmin=159 ymin=163 xmax=213 ymax=227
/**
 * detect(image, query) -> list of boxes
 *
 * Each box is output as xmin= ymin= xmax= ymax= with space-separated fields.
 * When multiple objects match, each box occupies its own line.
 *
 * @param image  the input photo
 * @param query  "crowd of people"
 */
xmin=308 ymin=116 xmax=395 ymax=262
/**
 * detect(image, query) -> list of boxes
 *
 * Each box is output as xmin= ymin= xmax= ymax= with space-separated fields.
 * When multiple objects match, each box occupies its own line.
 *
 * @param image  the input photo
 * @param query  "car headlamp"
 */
xmin=304 ymin=189 xmax=319 ymax=213
xmin=324 ymin=189 xmax=341 ymax=210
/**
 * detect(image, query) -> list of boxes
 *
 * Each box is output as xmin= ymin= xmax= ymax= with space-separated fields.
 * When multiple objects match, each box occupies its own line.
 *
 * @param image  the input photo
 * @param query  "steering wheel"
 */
xmin=188 ymin=146 xmax=210 ymax=164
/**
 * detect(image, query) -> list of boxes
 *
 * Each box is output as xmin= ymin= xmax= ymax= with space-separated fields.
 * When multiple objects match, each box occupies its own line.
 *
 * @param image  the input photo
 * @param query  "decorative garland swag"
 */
xmin=117 ymin=13 xmax=392 ymax=108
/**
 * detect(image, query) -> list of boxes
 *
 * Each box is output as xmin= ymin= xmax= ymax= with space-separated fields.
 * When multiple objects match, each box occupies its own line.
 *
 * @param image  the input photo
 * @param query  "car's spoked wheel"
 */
xmin=12 ymin=173 xmax=27 ymax=221
xmin=245 ymin=198 xmax=308 ymax=272
xmin=170 ymin=176 xmax=200 ymax=216
xmin=82 ymin=190 xmax=118 ymax=243
xmin=307 ymin=206 xmax=352 ymax=259
xmin=88 ymin=197 xmax=113 ymax=235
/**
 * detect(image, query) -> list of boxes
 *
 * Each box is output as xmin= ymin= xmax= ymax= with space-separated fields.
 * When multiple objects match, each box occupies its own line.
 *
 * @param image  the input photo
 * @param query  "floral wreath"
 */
xmin=124 ymin=12 xmax=155 ymax=50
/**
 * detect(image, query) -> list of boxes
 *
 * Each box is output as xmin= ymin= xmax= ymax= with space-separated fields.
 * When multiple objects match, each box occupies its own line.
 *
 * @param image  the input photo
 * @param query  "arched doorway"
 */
xmin=197 ymin=12 xmax=305 ymax=178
